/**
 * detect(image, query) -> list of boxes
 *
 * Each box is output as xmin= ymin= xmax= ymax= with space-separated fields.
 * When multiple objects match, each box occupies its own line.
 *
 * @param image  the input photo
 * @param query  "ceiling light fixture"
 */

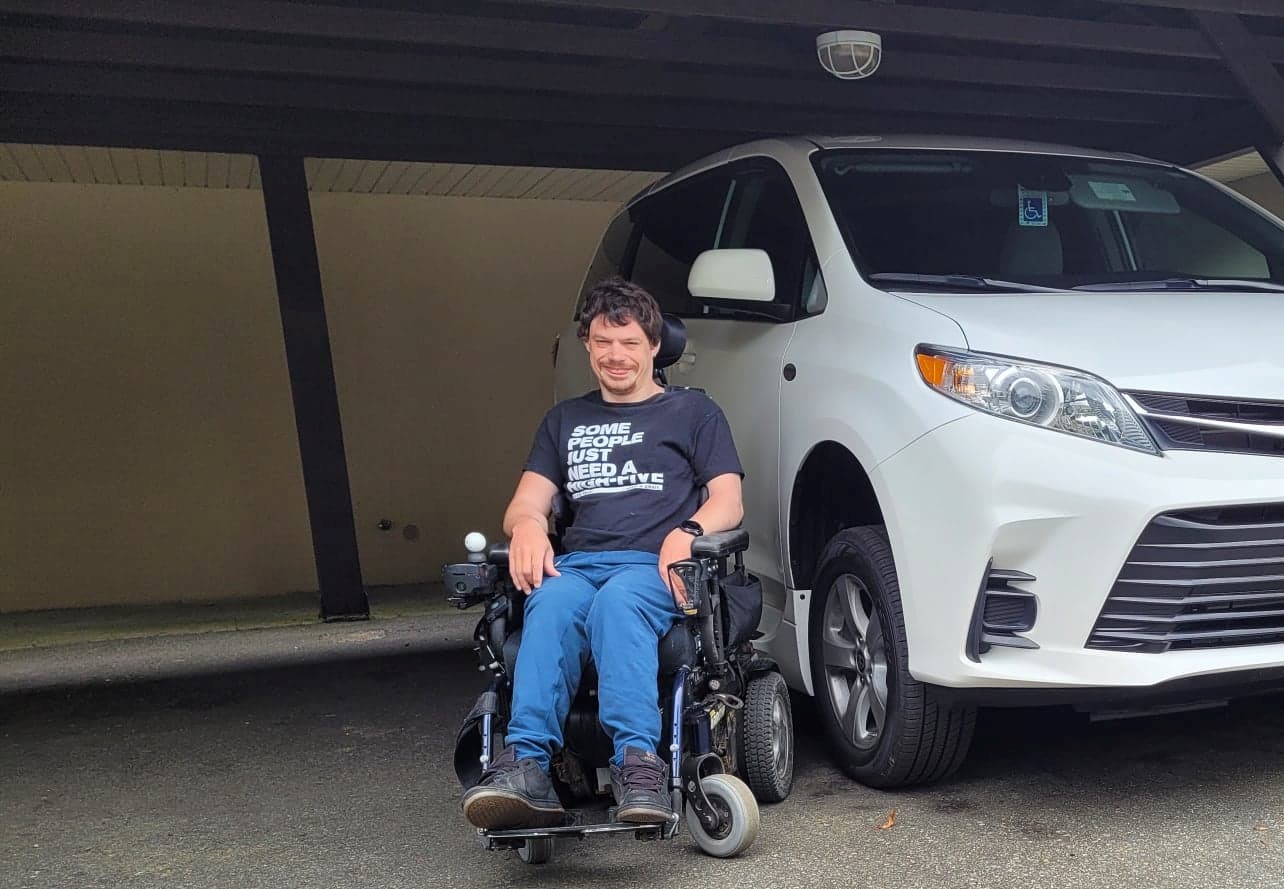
xmin=816 ymin=30 xmax=882 ymax=80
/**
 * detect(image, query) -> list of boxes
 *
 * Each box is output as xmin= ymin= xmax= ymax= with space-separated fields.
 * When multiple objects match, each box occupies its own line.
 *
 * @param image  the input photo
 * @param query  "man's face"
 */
xmin=584 ymin=315 xmax=659 ymax=401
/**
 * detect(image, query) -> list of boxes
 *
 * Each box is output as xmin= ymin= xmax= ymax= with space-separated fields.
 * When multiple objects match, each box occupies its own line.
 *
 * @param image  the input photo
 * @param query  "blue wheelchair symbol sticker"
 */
xmin=1018 ymin=188 xmax=1048 ymax=227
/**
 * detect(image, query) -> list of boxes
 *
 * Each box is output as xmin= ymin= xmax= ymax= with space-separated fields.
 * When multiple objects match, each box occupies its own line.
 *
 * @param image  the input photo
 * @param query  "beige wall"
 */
xmin=312 ymin=192 xmax=616 ymax=586
xmin=1229 ymin=171 xmax=1284 ymax=219
xmin=0 ymin=180 xmax=615 ymax=611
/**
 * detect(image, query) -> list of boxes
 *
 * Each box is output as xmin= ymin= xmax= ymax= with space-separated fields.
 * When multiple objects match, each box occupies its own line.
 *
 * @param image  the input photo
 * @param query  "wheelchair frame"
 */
xmin=443 ymin=531 xmax=789 ymax=861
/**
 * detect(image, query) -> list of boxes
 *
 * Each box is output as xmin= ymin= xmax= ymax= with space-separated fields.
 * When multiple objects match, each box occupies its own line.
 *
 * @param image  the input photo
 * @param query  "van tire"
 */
xmin=809 ymin=526 xmax=975 ymax=788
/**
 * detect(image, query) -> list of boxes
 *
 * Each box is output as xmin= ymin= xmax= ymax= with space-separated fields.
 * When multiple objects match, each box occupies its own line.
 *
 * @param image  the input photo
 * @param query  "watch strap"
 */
xmin=679 ymin=519 xmax=704 ymax=537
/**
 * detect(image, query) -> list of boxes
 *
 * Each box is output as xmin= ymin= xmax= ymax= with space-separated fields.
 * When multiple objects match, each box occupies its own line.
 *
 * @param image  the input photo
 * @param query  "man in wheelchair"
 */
xmin=461 ymin=278 xmax=746 ymax=831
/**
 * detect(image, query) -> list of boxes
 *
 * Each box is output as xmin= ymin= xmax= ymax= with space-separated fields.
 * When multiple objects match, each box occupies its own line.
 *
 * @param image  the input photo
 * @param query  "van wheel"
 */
xmin=809 ymin=526 xmax=975 ymax=788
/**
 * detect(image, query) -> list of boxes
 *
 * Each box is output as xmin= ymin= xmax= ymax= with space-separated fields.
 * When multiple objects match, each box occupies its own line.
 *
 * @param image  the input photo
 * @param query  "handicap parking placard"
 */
xmin=1018 ymin=186 xmax=1048 ymax=227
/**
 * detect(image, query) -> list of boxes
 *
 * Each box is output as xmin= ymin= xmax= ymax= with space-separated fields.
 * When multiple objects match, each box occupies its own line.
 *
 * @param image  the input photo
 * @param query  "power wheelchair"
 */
xmin=440 ymin=317 xmax=795 ymax=863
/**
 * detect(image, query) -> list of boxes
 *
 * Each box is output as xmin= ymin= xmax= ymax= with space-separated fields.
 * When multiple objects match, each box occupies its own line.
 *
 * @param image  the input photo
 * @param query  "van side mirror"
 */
xmin=688 ymin=249 xmax=776 ymax=303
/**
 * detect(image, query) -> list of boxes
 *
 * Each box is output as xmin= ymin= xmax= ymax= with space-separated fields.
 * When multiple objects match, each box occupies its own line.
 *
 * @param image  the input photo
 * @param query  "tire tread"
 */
xmin=741 ymin=671 xmax=794 ymax=803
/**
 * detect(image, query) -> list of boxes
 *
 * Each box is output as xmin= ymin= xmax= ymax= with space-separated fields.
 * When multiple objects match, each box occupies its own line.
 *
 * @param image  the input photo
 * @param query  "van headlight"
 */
xmin=915 ymin=346 xmax=1158 ymax=454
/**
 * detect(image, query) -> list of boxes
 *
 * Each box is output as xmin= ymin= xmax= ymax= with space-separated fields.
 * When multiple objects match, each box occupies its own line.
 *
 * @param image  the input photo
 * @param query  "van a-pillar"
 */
xmin=1196 ymin=11 xmax=1284 ymax=190
xmin=258 ymin=154 xmax=369 ymax=621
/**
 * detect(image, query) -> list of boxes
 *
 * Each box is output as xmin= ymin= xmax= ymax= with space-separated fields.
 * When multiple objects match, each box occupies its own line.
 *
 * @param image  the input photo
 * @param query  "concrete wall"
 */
xmin=0 ymin=181 xmax=615 ymax=611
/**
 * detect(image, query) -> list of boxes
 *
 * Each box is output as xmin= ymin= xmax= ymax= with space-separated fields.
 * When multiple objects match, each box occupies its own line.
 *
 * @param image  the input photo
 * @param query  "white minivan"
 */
xmin=553 ymin=136 xmax=1284 ymax=787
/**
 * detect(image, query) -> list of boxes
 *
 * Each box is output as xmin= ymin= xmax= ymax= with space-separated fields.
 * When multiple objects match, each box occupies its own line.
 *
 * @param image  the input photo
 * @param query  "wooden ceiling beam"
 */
xmin=1139 ymin=104 xmax=1272 ymax=166
xmin=0 ymin=29 xmax=1201 ymax=125
xmin=0 ymin=56 xmax=1186 ymax=130
xmin=0 ymin=94 xmax=730 ymax=170
xmin=1195 ymin=11 xmax=1284 ymax=187
xmin=4 ymin=0 xmax=1284 ymax=65
xmin=0 ymin=7 xmax=1246 ymax=98
xmin=1195 ymin=12 xmax=1284 ymax=141
xmin=1115 ymin=1 xmax=1284 ymax=15
xmin=517 ymin=0 xmax=1284 ymax=58
xmin=0 ymin=91 xmax=1147 ymax=170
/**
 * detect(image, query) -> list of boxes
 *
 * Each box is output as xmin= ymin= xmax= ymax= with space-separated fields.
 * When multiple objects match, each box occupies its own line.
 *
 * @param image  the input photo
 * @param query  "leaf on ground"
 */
xmin=875 ymin=810 xmax=897 ymax=830
xmin=1253 ymin=824 xmax=1269 ymax=831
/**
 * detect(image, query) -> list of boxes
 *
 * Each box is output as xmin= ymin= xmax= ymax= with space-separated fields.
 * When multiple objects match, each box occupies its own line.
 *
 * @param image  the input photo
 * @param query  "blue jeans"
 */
xmin=505 ymin=550 xmax=682 ymax=771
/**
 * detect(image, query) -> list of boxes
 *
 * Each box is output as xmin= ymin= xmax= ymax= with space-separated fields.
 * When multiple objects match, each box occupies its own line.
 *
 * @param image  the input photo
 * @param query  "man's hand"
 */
xmin=501 ymin=472 xmax=561 ymax=594
xmin=509 ymin=517 xmax=559 ymax=594
xmin=659 ymin=528 xmax=695 ymax=608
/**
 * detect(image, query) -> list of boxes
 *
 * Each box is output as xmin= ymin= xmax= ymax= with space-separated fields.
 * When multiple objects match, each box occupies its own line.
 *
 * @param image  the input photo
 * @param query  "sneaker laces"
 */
xmin=622 ymin=754 xmax=667 ymax=794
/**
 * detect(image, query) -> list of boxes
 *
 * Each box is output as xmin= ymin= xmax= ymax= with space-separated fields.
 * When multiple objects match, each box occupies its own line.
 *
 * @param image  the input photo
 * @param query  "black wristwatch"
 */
xmin=678 ymin=519 xmax=705 ymax=537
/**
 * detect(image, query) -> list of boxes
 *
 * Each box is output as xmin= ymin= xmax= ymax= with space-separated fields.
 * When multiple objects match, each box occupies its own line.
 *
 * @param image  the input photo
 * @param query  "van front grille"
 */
xmin=1087 ymin=504 xmax=1284 ymax=653
xmin=1127 ymin=391 xmax=1284 ymax=458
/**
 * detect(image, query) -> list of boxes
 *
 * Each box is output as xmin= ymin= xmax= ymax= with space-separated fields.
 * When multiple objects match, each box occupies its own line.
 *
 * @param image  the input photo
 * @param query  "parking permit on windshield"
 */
xmin=1018 ymin=186 xmax=1049 ymax=227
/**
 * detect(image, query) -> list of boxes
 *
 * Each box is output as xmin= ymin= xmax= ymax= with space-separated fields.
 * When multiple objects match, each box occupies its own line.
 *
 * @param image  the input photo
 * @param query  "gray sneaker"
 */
xmin=461 ymin=745 xmax=565 ymax=829
xmin=610 ymin=747 xmax=673 ymax=823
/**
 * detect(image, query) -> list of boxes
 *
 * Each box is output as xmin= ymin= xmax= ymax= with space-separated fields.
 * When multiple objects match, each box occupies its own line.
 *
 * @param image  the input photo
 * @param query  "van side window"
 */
xmin=575 ymin=210 xmax=636 ymax=316
xmin=718 ymin=166 xmax=810 ymax=312
xmin=630 ymin=172 xmax=730 ymax=316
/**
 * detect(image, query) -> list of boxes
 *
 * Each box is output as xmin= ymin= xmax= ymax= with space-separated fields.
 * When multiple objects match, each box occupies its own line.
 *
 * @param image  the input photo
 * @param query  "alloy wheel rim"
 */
xmin=821 ymin=573 xmax=889 ymax=750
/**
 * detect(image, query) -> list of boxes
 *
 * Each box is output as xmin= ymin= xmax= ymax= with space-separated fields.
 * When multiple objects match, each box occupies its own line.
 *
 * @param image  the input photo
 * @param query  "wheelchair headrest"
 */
xmin=654 ymin=315 xmax=687 ymax=371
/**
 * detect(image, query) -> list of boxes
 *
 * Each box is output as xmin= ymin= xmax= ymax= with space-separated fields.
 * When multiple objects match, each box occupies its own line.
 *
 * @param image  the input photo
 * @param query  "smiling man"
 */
xmin=461 ymin=276 xmax=744 ymax=830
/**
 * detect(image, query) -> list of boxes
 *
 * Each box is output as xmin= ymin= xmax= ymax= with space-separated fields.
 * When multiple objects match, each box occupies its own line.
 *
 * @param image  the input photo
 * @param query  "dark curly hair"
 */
xmin=577 ymin=276 xmax=663 ymax=345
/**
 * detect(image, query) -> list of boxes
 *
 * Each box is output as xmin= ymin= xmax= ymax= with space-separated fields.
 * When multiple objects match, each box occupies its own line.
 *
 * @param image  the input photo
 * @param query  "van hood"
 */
xmin=898 ymin=289 xmax=1284 ymax=401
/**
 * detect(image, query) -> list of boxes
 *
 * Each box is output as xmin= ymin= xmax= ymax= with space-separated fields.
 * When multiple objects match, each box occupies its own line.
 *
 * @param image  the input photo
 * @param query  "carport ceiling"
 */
xmin=2 ymin=1 xmax=1284 ymax=171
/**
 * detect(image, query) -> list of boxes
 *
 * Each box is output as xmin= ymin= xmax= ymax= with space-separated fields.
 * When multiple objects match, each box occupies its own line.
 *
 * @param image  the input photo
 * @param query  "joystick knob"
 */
xmin=464 ymin=531 xmax=487 ymax=554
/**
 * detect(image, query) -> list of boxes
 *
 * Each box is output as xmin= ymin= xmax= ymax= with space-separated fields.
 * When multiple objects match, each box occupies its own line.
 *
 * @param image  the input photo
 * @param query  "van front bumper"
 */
xmin=875 ymin=413 xmax=1284 ymax=691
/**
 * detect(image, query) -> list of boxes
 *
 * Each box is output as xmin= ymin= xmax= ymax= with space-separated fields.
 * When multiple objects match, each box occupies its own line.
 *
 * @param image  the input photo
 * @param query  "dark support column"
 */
xmin=258 ymin=154 xmax=369 ymax=622
xmin=1256 ymin=143 xmax=1284 ymax=190
xmin=1195 ymin=11 xmax=1284 ymax=187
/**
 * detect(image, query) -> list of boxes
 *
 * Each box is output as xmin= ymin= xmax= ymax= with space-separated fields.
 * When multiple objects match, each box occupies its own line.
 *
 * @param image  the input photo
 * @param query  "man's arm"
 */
xmin=658 ymin=472 xmax=744 ymax=601
xmin=502 ymin=471 xmax=561 ymax=594
xmin=686 ymin=472 xmax=744 ymax=534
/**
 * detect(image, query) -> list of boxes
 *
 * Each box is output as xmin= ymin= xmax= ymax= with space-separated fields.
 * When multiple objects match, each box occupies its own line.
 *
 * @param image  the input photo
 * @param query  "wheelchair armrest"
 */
xmin=691 ymin=528 xmax=749 ymax=559
xmin=486 ymin=542 xmax=509 ymax=566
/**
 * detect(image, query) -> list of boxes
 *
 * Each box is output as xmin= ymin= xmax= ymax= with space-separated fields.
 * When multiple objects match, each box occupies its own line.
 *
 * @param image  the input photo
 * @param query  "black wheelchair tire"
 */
xmin=808 ymin=526 xmax=975 ymax=788
xmin=739 ymin=671 xmax=795 ymax=803
xmin=517 ymin=837 xmax=554 ymax=865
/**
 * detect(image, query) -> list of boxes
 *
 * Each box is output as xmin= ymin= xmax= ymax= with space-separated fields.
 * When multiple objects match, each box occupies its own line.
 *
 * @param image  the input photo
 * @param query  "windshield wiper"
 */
xmin=1072 ymin=277 xmax=1284 ymax=293
xmin=867 ymin=273 xmax=1070 ymax=293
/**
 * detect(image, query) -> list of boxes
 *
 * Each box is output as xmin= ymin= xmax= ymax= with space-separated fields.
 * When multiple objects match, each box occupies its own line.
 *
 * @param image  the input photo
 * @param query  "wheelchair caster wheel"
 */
xmin=517 ymin=836 xmax=554 ymax=865
xmin=685 ymin=773 xmax=759 ymax=858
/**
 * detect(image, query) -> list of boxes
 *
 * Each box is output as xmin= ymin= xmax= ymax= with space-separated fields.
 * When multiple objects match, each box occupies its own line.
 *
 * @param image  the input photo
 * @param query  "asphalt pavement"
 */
xmin=2 ymin=605 xmax=1282 ymax=889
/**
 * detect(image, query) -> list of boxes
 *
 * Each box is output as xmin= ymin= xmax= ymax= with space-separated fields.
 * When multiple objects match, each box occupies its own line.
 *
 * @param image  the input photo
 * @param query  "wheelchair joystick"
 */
xmin=443 ymin=532 xmax=500 ymax=608
xmin=464 ymin=531 xmax=487 ymax=562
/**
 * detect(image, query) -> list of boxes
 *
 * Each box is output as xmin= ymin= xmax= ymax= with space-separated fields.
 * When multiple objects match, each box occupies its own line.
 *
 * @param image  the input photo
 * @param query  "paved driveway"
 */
xmin=2 ymin=613 xmax=1282 ymax=889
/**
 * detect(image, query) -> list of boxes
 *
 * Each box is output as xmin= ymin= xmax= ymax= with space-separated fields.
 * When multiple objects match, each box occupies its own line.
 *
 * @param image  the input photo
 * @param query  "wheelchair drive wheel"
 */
xmin=740 ymin=671 xmax=795 ymax=803
xmin=684 ymin=773 xmax=759 ymax=858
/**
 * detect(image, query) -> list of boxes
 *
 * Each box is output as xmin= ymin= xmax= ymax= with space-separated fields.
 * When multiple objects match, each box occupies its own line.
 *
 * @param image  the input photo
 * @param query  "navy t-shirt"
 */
xmin=523 ymin=388 xmax=743 ymax=555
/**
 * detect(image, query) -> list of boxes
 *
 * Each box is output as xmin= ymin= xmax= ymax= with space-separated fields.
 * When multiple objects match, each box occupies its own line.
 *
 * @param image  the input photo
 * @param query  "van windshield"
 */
xmin=812 ymin=149 xmax=1284 ymax=292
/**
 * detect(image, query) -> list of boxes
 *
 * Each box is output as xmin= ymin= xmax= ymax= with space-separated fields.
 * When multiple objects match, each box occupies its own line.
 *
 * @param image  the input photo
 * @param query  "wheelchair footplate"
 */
xmin=478 ymin=808 xmax=681 ymax=852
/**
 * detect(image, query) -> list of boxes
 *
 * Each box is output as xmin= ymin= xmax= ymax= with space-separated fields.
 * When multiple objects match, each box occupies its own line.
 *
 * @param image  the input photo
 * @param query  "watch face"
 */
xmin=681 ymin=520 xmax=704 ymax=536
